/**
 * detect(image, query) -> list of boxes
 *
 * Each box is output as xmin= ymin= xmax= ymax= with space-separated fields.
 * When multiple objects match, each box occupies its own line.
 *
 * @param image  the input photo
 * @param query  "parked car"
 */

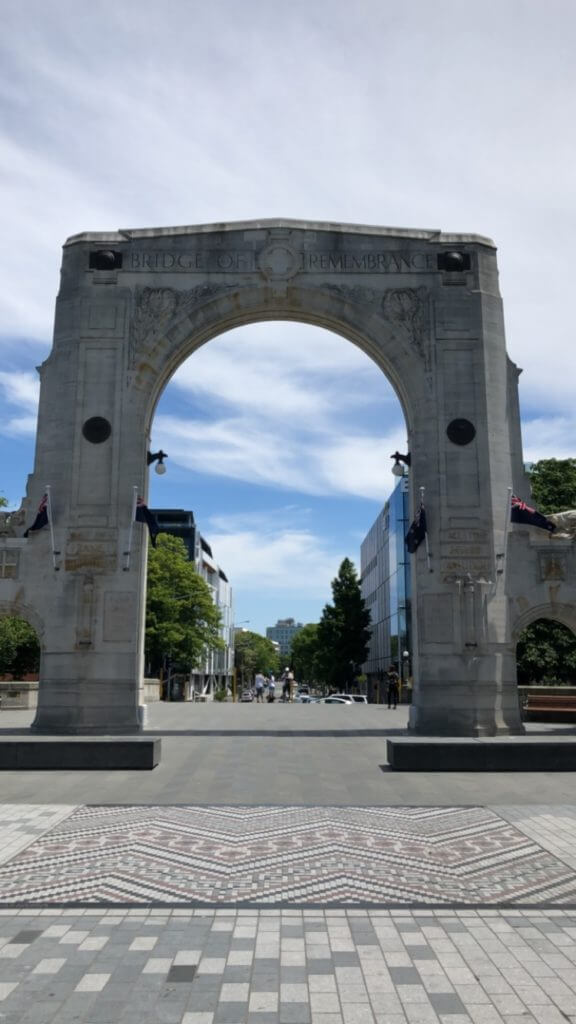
xmin=330 ymin=693 xmax=368 ymax=704
xmin=311 ymin=696 xmax=351 ymax=705
xmin=240 ymin=689 xmax=254 ymax=702
xmin=295 ymin=691 xmax=313 ymax=703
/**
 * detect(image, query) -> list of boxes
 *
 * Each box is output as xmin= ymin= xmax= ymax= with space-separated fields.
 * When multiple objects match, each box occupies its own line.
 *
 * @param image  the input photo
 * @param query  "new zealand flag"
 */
xmin=135 ymin=497 xmax=160 ymax=547
xmin=511 ymin=495 xmax=556 ymax=533
xmin=405 ymin=503 xmax=427 ymax=553
xmin=23 ymin=494 xmax=48 ymax=537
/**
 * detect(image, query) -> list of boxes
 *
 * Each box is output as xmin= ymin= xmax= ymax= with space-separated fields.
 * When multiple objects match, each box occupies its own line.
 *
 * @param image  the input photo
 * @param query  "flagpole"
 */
xmin=123 ymin=486 xmax=138 ymax=571
xmin=420 ymin=485 xmax=432 ymax=572
xmin=497 ymin=486 xmax=513 ymax=575
xmin=45 ymin=485 xmax=60 ymax=571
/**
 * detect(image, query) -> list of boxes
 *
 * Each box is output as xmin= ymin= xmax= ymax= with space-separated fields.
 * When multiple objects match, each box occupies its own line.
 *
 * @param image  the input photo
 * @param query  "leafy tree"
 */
xmin=530 ymin=458 xmax=576 ymax=515
xmin=317 ymin=558 xmax=372 ymax=690
xmin=0 ymin=496 xmax=7 ymax=508
xmin=0 ymin=617 xmax=40 ymax=677
xmin=145 ymin=534 xmax=222 ymax=675
xmin=234 ymin=631 xmax=280 ymax=687
xmin=291 ymin=623 xmax=321 ymax=685
xmin=517 ymin=618 xmax=576 ymax=685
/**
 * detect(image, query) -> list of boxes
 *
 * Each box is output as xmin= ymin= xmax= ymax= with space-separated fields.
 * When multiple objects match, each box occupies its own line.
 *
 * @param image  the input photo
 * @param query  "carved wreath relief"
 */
xmin=129 ymin=284 xmax=233 ymax=368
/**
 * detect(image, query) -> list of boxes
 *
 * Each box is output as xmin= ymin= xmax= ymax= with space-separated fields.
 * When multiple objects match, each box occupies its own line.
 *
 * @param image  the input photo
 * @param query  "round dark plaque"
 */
xmin=82 ymin=416 xmax=112 ymax=444
xmin=446 ymin=418 xmax=476 ymax=446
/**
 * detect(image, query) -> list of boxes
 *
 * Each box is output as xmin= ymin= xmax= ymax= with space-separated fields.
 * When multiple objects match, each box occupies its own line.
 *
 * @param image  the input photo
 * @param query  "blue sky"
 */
xmin=1 ymin=1 xmax=575 ymax=634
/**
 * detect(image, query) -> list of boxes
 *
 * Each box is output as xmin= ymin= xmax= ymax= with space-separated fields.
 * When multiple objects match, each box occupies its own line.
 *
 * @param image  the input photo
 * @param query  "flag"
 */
xmin=405 ymin=503 xmax=427 ymax=553
xmin=135 ymin=497 xmax=159 ymax=547
xmin=23 ymin=494 xmax=48 ymax=537
xmin=511 ymin=495 xmax=556 ymax=533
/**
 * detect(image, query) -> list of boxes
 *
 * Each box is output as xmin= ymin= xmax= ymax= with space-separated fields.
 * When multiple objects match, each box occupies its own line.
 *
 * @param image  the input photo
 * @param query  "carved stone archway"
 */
xmin=2 ymin=218 xmax=562 ymax=736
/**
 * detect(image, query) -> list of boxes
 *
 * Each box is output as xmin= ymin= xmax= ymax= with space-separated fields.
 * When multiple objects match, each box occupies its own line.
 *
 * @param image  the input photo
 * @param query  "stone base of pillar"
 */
xmin=408 ymin=681 xmax=525 ymax=737
xmin=30 ymin=678 xmax=142 ymax=735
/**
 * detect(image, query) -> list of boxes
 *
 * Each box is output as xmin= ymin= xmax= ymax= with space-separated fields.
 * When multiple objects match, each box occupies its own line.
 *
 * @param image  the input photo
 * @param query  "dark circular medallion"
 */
xmin=82 ymin=416 xmax=112 ymax=444
xmin=446 ymin=418 xmax=476 ymax=446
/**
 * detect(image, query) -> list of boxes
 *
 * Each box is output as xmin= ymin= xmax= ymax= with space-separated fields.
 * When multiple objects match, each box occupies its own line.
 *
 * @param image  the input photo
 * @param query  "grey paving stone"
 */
xmin=223 ymin=966 xmax=252 ymax=982
xmin=279 ymin=1003 xmax=311 ymax=1023
xmin=280 ymin=967 xmax=308 ymax=983
xmin=405 ymin=945 xmax=437 ymax=959
xmin=305 ymin=959 xmax=333 ymax=972
xmin=166 ymin=964 xmax=197 ymax=982
xmin=12 ymin=929 xmax=43 ymax=942
xmin=214 ymin=1001 xmax=250 ymax=1022
xmin=428 ymin=991 xmax=468 ymax=1014
xmin=389 ymin=966 xmax=422 ymax=984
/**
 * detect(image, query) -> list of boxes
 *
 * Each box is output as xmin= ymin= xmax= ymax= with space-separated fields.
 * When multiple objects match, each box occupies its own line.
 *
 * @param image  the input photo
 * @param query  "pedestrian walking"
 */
xmin=254 ymin=672 xmax=265 ymax=703
xmin=387 ymin=666 xmax=399 ymax=709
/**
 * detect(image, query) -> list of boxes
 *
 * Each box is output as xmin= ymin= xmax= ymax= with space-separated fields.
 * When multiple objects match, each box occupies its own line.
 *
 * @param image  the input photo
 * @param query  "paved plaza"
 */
xmin=1 ymin=703 xmax=576 ymax=1022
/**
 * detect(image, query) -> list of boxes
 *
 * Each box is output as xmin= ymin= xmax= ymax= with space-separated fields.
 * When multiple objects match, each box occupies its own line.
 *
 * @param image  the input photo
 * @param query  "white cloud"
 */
xmin=0 ymin=372 xmax=40 ymax=436
xmin=204 ymin=511 xmax=349 ymax=599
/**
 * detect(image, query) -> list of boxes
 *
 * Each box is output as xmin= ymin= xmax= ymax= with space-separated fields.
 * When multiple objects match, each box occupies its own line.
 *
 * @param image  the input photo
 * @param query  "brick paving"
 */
xmin=0 ymin=706 xmax=576 ymax=1020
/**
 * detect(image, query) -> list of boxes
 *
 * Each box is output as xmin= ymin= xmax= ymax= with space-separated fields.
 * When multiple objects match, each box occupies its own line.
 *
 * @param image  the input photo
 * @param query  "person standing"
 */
xmin=254 ymin=672 xmax=265 ymax=703
xmin=387 ymin=666 xmax=400 ymax=709
xmin=267 ymin=676 xmax=276 ymax=702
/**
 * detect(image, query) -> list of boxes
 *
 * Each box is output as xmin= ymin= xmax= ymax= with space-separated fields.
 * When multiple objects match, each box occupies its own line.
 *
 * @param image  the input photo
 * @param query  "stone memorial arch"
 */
xmin=1 ymin=218 xmax=574 ymax=737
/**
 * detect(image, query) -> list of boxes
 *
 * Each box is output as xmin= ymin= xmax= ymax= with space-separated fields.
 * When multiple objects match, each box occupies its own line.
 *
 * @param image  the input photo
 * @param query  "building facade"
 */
xmin=150 ymin=509 xmax=234 ymax=698
xmin=266 ymin=618 xmax=303 ymax=660
xmin=360 ymin=476 xmax=411 ymax=703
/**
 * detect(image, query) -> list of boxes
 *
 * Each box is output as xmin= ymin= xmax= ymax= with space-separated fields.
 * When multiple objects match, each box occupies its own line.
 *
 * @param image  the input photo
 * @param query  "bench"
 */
xmin=524 ymin=694 xmax=576 ymax=719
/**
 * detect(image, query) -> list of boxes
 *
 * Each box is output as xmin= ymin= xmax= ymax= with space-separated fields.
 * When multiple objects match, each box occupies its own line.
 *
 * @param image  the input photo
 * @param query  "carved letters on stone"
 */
xmin=129 ymin=284 xmax=233 ymax=367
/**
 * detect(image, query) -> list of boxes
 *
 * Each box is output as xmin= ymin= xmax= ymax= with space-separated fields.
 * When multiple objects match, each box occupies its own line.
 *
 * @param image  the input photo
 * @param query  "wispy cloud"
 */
xmin=0 ymin=371 xmax=40 ymax=437
xmin=204 ymin=508 xmax=351 ymax=598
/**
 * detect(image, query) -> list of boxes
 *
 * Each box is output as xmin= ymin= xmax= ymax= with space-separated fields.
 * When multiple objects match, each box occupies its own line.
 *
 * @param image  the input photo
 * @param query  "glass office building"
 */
xmin=360 ymin=475 xmax=411 ymax=703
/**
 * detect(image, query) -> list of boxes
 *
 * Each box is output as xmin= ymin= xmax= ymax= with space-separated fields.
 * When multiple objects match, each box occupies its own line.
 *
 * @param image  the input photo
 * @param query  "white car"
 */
xmin=330 ymin=693 xmax=368 ymax=704
xmin=311 ymin=696 xmax=351 ymax=705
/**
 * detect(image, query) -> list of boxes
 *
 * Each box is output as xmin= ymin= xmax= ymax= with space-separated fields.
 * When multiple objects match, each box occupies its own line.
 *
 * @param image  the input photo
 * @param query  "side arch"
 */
xmin=511 ymin=602 xmax=576 ymax=640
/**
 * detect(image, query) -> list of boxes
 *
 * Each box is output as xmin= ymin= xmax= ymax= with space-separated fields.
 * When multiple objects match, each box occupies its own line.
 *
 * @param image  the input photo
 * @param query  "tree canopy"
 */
xmin=290 ymin=623 xmax=321 ymax=685
xmin=317 ymin=558 xmax=371 ymax=690
xmin=517 ymin=618 xmax=576 ymax=685
xmin=234 ymin=630 xmax=280 ymax=686
xmin=530 ymin=458 xmax=576 ymax=514
xmin=0 ymin=617 xmax=40 ymax=678
xmin=145 ymin=533 xmax=222 ymax=674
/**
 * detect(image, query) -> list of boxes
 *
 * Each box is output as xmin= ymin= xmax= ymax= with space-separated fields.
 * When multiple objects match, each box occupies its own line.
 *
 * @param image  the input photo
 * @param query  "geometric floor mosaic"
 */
xmin=1 ymin=805 xmax=576 ymax=907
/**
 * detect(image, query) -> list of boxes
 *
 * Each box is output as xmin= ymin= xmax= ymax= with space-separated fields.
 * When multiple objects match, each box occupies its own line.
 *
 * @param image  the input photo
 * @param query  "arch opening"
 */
xmin=146 ymin=320 xmax=409 ymax=700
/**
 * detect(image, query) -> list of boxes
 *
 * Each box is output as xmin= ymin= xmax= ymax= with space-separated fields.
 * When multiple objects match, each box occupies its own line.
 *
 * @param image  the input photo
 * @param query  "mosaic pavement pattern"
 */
xmin=1 ymin=906 xmax=576 ymax=1024
xmin=1 ymin=806 xmax=576 ymax=907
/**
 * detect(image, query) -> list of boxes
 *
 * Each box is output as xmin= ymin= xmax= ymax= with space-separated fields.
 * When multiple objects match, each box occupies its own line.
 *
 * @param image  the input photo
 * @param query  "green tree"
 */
xmin=145 ymin=534 xmax=222 ymax=675
xmin=317 ymin=558 xmax=372 ymax=690
xmin=529 ymin=458 xmax=576 ymax=515
xmin=234 ymin=631 xmax=280 ymax=687
xmin=517 ymin=618 xmax=576 ymax=685
xmin=290 ymin=623 xmax=321 ymax=685
xmin=0 ymin=617 xmax=40 ymax=677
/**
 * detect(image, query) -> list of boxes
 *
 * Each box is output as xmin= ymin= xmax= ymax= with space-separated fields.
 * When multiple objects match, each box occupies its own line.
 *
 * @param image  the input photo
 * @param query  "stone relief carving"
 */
xmin=539 ymin=554 xmax=566 ymax=581
xmin=323 ymin=284 xmax=378 ymax=308
xmin=129 ymin=283 xmax=234 ymax=367
xmin=381 ymin=287 xmax=429 ymax=359
xmin=0 ymin=508 xmax=26 ymax=537
xmin=548 ymin=510 xmax=576 ymax=539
